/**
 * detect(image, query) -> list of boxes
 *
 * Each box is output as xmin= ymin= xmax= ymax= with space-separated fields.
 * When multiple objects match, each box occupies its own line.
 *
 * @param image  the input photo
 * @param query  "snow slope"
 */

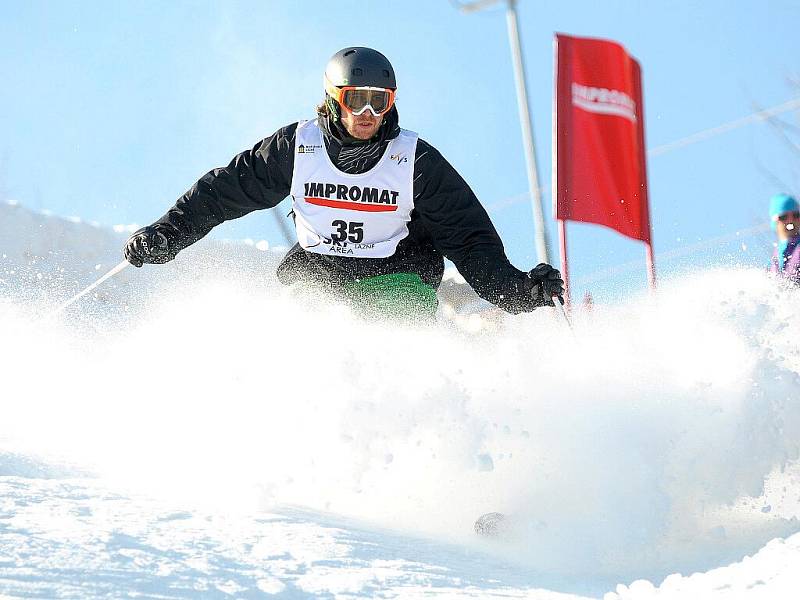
xmin=1 ymin=202 xmax=799 ymax=598
xmin=0 ymin=466 xmax=599 ymax=599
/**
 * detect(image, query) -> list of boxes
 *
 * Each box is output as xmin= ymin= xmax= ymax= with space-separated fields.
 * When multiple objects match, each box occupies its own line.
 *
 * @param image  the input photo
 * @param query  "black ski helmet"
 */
xmin=324 ymin=47 xmax=396 ymax=90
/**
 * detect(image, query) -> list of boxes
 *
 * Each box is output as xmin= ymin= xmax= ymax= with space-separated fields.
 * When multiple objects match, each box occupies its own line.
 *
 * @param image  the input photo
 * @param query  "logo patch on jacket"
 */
xmin=303 ymin=182 xmax=400 ymax=212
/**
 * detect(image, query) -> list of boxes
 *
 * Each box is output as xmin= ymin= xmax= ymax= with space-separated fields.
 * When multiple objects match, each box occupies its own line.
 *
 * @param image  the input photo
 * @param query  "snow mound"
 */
xmin=1 ymin=203 xmax=799 ymax=592
xmin=2 ymin=258 xmax=799 ymax=583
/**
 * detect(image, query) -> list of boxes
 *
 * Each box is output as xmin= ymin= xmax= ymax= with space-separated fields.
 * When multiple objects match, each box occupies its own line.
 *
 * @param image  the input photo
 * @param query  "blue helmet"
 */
xmin=769 ymin=193 xmax=799 ymax=230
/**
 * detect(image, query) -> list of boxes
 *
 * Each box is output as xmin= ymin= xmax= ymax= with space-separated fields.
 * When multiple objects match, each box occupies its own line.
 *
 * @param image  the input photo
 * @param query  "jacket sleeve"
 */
xmin=152 ymin=122 xmax=298 ymax=251
xmin=412 ymin=139 xmax=537 ymax=313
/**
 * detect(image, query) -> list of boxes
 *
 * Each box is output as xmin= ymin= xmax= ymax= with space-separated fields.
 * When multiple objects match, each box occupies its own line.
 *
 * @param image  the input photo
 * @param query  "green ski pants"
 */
xmin=343 ymin=273 xmax=438 ymax=321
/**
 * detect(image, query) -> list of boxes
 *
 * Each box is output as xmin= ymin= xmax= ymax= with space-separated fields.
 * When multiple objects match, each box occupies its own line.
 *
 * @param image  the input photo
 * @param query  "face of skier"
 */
xmin=776 ymin=210 xmax=800 ymax=240
xmin=340 ymin=110 xmax=383 ymax=140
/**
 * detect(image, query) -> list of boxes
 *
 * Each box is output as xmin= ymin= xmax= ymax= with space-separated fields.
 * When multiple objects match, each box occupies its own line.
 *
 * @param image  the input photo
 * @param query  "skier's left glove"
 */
xmin=524 ymin=263 xmax=565 ymax=307
xmin=124 ymin=225 xmax=176 ymax=267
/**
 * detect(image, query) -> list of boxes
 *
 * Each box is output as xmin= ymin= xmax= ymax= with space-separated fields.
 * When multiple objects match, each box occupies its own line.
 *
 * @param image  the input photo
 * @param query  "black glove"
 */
xmin=524 ymin=263 xmax=565 ymax=307
xmin=124 ymin=226 xmax=175 ymax=267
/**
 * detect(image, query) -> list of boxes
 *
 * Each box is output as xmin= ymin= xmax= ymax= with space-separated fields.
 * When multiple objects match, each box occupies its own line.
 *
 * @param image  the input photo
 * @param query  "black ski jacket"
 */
xmin=152 ymin=115 xmax=537 ymax=312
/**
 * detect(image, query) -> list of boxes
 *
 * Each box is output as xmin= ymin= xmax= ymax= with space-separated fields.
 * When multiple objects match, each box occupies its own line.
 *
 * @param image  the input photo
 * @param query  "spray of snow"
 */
xmin=1 ymin=256 xmax=799 ymax=582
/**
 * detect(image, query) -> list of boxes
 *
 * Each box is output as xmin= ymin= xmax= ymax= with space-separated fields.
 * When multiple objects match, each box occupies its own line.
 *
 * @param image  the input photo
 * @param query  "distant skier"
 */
xmin=769 ymin=193 xmax=800 ymax=284
xmin=124 ymin=47 xmax=564 ymax=317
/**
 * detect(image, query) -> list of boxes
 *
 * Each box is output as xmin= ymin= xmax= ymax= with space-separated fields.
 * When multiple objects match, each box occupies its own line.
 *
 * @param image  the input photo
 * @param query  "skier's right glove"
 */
xmin=525 ymin=263 xmax=565 ymax=307
xmin=124 ymin=226 xmax=175 ymax=267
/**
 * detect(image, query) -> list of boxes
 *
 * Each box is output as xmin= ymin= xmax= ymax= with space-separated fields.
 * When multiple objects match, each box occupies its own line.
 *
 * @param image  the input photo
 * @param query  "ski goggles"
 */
xmin=325 ymin=78 xmax=396 ymax=117
xmin=777 ymin=210 xmax=800 ymax=222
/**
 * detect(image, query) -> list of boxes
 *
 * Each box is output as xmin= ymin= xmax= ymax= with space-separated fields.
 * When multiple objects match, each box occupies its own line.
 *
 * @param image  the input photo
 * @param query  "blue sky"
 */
xmin=2 ymin=1 xmax=799 ymax=302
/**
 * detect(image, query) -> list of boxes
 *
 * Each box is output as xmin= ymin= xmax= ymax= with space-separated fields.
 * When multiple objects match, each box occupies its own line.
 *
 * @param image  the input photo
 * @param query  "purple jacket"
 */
xmin=771 ymin=237 xmax=800 ymax=282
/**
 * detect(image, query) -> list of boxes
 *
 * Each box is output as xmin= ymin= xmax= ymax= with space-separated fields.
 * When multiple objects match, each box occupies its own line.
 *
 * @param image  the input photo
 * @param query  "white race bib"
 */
xmin=289 ymin=119 xmax=418 ymax=258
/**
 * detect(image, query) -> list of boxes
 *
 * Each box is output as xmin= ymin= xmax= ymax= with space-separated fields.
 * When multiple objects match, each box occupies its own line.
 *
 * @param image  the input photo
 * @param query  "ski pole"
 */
xmin=552 ymin=295 xmax=575 ymax=332
xmin=45 ymin=260 xmax=130 ymax=319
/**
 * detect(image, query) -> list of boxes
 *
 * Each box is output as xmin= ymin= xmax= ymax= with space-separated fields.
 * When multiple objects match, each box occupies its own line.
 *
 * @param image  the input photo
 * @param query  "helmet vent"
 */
xmin=352 ymin=68 xmax=363 ymax=76
xmin=383 ymin=70 xmax=390 ymax=78
xmin=344 ymin=50 xmax=356 ymax=57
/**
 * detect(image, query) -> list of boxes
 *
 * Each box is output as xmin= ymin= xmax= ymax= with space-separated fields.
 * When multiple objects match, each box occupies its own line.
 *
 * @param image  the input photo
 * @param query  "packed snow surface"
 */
xmin=1 ymin=207 xmax=799 ymax=597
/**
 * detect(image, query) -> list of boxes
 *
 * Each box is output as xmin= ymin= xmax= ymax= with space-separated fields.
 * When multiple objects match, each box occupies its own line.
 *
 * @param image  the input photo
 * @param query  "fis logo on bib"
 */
xmin=298 ymin=144 xmax=323 ymax=154
xmin=390 ymin=153 xmax=408 ymax=165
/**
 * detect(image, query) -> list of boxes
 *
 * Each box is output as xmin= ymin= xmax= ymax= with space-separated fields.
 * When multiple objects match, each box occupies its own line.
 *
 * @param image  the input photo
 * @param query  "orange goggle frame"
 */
xmin=325 ymin=77 xmax=396 ymax=117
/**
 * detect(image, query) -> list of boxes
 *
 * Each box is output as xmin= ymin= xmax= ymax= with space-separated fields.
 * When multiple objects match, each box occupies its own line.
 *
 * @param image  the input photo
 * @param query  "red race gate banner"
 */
xmin=554 ymin=33 xmax=651 ymax=244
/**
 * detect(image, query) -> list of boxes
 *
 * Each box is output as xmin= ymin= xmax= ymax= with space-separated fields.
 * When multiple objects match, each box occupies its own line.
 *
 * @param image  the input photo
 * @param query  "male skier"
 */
xmin=124 ymin=47 xmax=564 ymax=316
